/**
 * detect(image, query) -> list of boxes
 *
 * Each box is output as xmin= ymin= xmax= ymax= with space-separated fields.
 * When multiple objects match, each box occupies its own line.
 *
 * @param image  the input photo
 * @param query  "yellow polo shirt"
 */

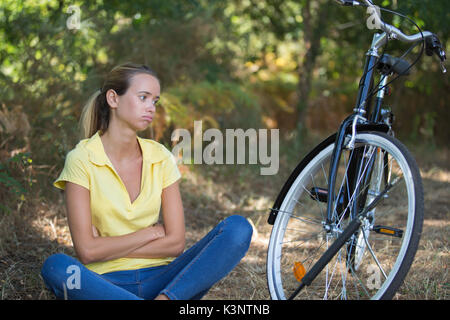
xmin=53 ymin=130 xmax=181 ymax=274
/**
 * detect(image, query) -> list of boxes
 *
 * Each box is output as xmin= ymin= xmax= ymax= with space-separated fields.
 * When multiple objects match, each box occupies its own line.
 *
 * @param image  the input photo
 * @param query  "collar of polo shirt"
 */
xmin=85 ymin=130 xmax=169 ymax=166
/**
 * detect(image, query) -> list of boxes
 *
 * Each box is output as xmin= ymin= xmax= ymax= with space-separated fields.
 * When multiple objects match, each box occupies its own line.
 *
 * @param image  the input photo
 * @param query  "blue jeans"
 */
xmin=40 ymin=215 xmax=252 ymax=300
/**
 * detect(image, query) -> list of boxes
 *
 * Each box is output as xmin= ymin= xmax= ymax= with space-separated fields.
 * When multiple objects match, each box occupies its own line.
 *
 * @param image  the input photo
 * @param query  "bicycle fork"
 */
xmin=324 ymin=114 xmax=366 ymax=227
xmin=326 ymin=72 xmax=391 ymax=228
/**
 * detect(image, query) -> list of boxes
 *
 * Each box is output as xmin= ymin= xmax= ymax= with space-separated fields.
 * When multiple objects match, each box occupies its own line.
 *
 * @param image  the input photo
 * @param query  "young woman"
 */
xmin=41 ymin=63 xmax=253 ymax=300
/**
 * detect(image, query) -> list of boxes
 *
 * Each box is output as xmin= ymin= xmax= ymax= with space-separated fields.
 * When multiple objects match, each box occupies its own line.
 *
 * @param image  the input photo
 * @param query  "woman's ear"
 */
xmin=105 ymin=89 xmax=119 ymax=109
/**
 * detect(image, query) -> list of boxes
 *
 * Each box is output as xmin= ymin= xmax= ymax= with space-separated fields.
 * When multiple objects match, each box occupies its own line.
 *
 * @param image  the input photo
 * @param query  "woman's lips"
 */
xmin=142 ymin=115 xmax=153 ymax=122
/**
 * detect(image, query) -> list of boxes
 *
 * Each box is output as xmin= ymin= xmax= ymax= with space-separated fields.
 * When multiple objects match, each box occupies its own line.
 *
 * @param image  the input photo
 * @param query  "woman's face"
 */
xmin=107 ymin=73 xmax=161 ymax=132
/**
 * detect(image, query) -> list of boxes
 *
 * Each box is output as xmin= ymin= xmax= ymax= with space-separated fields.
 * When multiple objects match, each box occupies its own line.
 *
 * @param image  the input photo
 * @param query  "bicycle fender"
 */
xmin=267 ymin=123 xmax=389 ymax=225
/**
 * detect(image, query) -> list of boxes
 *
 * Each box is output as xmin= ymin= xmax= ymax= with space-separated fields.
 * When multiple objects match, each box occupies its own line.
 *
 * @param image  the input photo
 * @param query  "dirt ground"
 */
xmin=0 ymin=145 xmax=448 ymax=300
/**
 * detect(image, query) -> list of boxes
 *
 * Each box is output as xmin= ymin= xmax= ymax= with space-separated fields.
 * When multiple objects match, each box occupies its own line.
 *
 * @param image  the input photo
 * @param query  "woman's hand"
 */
xmin=92 ymin=225 xmax=100 ymax=237
xmin=146 ymin=224 xmax=166 ymax=241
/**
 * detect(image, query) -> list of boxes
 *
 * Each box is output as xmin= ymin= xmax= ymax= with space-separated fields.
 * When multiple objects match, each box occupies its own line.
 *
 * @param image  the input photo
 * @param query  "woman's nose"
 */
xmin=146 ymin=102 xmax=156 ymax=112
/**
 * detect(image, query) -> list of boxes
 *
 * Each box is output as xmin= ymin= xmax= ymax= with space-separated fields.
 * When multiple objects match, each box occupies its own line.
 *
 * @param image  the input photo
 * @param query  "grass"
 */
xmin=0 ymin=139 xmax=448 ymax=300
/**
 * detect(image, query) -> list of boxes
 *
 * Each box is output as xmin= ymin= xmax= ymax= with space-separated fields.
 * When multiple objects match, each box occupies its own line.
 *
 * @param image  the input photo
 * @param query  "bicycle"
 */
xmin=266 ymin=0 xmax=447 ymax=300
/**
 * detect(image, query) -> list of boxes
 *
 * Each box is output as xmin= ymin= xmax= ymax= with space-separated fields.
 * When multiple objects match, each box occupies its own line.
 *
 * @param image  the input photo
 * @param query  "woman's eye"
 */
xmin=152 ymin=100 xmax=159 ymax=105
xmin=140 ymin=96 xmax=146 ymax=101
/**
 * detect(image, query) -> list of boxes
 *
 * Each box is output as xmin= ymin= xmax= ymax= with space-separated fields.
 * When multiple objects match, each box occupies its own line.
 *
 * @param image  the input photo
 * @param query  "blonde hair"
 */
xmin=78 ymin=62 xmax=159 ymax=140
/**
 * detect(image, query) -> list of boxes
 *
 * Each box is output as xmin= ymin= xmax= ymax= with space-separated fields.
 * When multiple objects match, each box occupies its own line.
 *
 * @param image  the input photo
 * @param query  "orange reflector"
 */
xmin=380 ymin=228 xmax=395 ymax=235
xmin=293 ymin=261 xmax=306 ymax=282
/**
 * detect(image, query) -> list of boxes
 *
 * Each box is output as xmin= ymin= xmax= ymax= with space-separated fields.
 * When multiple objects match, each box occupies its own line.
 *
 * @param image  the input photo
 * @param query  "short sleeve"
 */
xmin=161 ymin=151 xmax=182 ymax=189
xmin=53 ymin=149 xmax=90 ymax=191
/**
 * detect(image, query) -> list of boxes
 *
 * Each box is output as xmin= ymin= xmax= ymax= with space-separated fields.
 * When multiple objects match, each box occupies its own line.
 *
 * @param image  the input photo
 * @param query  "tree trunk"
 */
xmin=296 ymin=0 xmax=330 ymax=135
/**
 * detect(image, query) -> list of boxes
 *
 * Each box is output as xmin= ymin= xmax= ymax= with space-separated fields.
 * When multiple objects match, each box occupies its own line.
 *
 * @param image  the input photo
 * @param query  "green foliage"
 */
xmin=0 ymin=0 xmax=448 ymax=207
xmin=163 ymin=80 xmax=262 ymax=130
xmin=0 ymin=152 xmax=33 ymax=214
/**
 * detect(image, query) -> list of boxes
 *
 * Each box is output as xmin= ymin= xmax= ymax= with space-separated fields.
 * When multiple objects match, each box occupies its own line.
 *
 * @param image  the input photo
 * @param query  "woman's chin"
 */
xmin=135 ymin=123 xmax=151 ymax=132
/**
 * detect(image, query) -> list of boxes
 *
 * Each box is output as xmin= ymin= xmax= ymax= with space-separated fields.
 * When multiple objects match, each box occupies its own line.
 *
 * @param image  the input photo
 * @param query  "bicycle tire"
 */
xmin=267 ymin=131 xmax=424 ymax=300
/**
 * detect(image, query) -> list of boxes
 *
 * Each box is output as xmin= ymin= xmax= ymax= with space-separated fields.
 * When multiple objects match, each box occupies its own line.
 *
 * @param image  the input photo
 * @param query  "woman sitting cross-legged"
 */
xmin=41 ymin=62 xmax=252 ymax=300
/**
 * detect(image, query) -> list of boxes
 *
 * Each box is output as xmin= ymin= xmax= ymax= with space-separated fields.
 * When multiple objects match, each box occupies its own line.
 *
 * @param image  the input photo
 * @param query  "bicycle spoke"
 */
xmin=289 ymin=212 xmax=323 ymax=226
xmin=308 ymin=176 xmax=327 ymax=221
xmin=280 ymin=233 xmax=322 ymax=245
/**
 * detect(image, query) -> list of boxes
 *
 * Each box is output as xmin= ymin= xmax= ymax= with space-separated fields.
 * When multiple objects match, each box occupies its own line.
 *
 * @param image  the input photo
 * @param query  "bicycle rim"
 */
xmin=267 ymin=132 xmax=423 ymax=300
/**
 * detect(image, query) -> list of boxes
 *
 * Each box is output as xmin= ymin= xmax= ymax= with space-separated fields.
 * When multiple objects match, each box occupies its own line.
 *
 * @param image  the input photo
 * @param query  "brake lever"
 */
xmin=435 ymin=48 xmax=447 ymax=73
xmin=440 ymin=64 xmax=447 ymax=74
xmin=439 ymin=57 xmax=447 ymax=74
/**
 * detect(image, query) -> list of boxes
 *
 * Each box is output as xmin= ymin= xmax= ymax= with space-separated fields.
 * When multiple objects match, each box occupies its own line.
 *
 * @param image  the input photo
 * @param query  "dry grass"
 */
xmin=0 ymin=145 xmax=448 ymax=300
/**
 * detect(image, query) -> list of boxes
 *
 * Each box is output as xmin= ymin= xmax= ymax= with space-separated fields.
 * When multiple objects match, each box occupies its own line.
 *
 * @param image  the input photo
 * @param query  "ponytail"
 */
xmin=78 ymin=62 xmax=159 ymax=140
xmin=78 ymin=89 xmax=109 ymax=140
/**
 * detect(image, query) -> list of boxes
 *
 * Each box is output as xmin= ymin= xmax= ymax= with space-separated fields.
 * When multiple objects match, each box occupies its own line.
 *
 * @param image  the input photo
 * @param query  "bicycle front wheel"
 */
xmin=267 ymin=132 xmax=423 ymax=300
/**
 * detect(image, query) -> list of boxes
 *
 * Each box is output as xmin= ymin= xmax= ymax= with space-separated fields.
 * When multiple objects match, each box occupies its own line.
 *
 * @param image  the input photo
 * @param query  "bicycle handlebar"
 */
xmin=363 ymin=1 xmax=424 ymax=41
xmin=335 ymin=0 xmax=447 ymax=70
